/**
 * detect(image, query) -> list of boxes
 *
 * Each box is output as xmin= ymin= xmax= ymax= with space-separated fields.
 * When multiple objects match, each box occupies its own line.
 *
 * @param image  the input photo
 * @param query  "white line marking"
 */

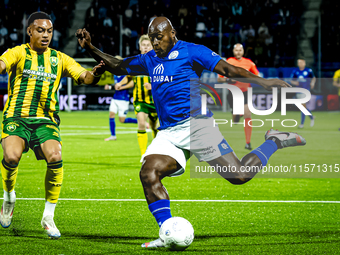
xmin=61 ymin=130 xmax=151 ymax=136
xmin=2 ymin=198 xmax=340 ymax=203
xmin=61 ymin=125 xmax=137 ymax=130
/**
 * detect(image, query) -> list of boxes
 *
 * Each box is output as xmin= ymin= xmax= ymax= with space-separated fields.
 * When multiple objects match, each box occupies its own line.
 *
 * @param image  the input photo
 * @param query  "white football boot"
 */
xmin=0 ymin=200 xmax=15 ymax=228
xmin=265 ymin=129 xmax=306 ymax=149
xmin=141 ymin=238 xmax=165 ymax=248
xmin=41 ymin=215 xmax=61 ymax=239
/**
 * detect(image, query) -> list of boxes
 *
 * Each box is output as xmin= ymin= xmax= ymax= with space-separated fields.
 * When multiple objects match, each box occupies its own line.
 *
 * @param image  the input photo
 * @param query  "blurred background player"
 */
xmin=290 ymin=57 xmax=316 ymax=128
xmin=218 ymin=43 xmax=259 ymax=150
xmin=0 ymin=12 xmax=104 ymax=239
xmin=129 ymin=35 xmax=158 ymax=155
xmin=332 ymin=68 xmax=340 ymax=131
xmin=104 ymin=72 xmax=137 ymax=141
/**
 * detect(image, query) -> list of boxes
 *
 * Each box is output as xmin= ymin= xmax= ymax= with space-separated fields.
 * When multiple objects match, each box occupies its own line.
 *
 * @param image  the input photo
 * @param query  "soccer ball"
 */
xmin=159 ymin=217 xmax=194 ymax=251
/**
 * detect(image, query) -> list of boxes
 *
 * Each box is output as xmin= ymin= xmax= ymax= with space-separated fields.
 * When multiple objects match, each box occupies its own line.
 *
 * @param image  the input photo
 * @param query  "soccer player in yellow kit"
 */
xmin=0 ymin=12 xmax=104 ymax=239
xmin=129 ymin=35 xmax=158 ymax=155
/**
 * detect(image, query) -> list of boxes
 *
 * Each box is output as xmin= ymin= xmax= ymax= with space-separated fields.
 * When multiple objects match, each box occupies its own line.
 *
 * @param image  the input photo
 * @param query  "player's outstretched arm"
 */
xmin=214 ymin=60 xmax=291 ymax=91
xmin=78 ymin=61 xmax=105 ymax=85
xmin=76 ymin=28 xmax=128 ymax=75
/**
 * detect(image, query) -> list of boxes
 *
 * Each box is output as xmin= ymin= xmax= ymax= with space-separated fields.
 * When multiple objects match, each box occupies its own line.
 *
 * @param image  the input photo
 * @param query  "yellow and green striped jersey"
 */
xmin=0 ymin=43 xmax=86 ymax=124
xmin=132 ymin=75 xmax=154 ymax=104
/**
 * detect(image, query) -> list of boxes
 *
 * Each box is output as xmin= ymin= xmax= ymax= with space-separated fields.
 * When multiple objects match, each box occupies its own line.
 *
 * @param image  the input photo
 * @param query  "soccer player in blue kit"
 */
xmin=76 ymin=17 xmax=306 ymax=248
xmin=290 ymin=57 xmax=316 ymax=128
xmin=104 ymin=74 xmax=137 ymax=141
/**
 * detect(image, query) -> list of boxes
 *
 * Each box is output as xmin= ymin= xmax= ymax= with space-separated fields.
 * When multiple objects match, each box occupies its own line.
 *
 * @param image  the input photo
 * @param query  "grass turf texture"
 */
xmin=1 ymin=110 xmax=339 ymax=254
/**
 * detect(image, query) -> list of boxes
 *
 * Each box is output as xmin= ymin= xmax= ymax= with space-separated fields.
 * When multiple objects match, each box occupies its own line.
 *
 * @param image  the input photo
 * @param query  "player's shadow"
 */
xmin=62 ymin=231 xmax=154 ymax=243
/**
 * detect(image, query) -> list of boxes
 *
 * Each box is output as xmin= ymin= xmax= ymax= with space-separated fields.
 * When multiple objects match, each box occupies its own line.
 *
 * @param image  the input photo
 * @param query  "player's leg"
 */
xmin=148 ymin=110 xmax=158 ymax=138
xmin=244 ymin=103 xmax=252 ymax=150
xmin=208 ymin=129 xmax=306 ymax=184
xmin=105 ymin=99 xmax=118 ymax=141
xmin=140 ymin=128 xmax=190 ymax=248
xmin=119 ymin=100 xmax=137 ymax=124
xmin=0 ymin=136 xmax=25 ymax=228
xmin=136 ymin=110 xmax=148 ymax=155
xmin=39 ymin=139 xmax=63 ymax=239
xmin=302 ymin=102 xmax=314 ymax=127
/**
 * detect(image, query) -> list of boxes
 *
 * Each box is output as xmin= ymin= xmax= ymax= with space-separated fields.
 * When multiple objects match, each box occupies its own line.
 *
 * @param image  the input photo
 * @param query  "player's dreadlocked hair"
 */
xmin=27 ymin=11 xmax=52 ymax=26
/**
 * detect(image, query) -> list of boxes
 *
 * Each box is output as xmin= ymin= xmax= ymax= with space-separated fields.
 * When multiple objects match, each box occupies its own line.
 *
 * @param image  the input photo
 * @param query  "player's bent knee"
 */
xmin=45 ymin=151 xmax=62 ymax=163
xmin=4 ymin=153 xmax=21 ymax=166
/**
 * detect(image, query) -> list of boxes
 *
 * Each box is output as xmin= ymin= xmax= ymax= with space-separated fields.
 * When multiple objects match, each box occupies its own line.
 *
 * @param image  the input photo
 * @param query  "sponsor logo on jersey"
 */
xmin=153 ymin=64 xmax=164 ymax=75
xmin=168 ymin=51 xmax=179 ymax=59
xmin=135 ymin=105 xmax=141 ymax=111
xmin=151 ymin=64 xmax=173 ymax=83
xmin=212 ymin=52 xmax=218 ymax=56
xmin=22 ymin=69 xmax=57 ymax=82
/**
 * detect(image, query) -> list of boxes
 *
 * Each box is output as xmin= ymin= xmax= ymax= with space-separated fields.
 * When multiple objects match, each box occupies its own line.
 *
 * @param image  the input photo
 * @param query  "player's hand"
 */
xmin=144 ymin=82 xmax=152 ymax=90
xmin=104 ymin=84 xmax=112 ymax=90
xmin=262 ymin=79 xmax=291 ymax=91
xmin=76 ymin=28 xmax=92 ymax=48
xmin=92 ymin=60 xmax=105 ymax=77
xmin=115 ymin=83 xmax=122 ymax=90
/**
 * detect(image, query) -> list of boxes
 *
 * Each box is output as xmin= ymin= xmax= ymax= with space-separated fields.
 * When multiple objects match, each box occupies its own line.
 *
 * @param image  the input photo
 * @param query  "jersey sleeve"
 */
xmin=249 ymin=62 xmax=259 ymax=75
xmin=61 ymin=53 xmax=87 ymax=84
xmin=308 ymin=68 xmax=315 ymax=78
xmin=121 ymin=54 xmax=149 ymax=76
xmin=188 ymin=44 xmax=222 ymax=72
xmin=0 ymin=46 xmax=23 ymax=73
xmin=291 ymin=70 xmax=298 ymax=79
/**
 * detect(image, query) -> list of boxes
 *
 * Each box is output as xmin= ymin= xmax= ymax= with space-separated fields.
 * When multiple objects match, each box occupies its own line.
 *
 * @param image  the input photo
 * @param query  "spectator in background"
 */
xmin=258 ymin=22 xmax=269 ymax=36
xmin=9 ymin=28 xmax=18 ymax=46
xmin=0 ymin=24 xmax=8 ymax=40
xmin=52 ymin=28 xmax=61 ymax=49
xmin=232 ymin=2 xmax=242 ymax=16
xmin=196 ymin=3 xmax=208 ymax=17
xmin=103 ymin=16 xmax=113 ymax=27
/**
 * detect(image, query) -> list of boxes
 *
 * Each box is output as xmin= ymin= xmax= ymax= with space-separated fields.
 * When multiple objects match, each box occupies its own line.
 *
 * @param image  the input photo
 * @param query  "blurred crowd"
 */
xmin=0 ymin=0 xmax=320 ymax=68
xmin=76 ymin=0 xmax=302 ymax=67
xmin=0 ymin=0 xmax=75 ymax=54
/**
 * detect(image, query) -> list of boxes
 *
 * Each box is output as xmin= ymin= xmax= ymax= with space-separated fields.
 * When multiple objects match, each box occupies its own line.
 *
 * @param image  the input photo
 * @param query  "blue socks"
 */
xmin=251 ymin=140 xmax=278 ymax=166
xmin=301 ymin=112 xmax=306 ymax=125
xmin=301 ymin=109 xmax=313 ymax=125
xmin=109 ymin=118 xmax=116 ymax=136
xmin=124 ymin=118 xmax=137 ymax=124
xmin=148 ymin=199 xmax=172 ymax=227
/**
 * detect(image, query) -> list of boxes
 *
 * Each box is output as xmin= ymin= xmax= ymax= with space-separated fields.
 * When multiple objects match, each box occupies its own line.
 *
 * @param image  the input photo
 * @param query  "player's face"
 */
xmin=297 ymin=59 xmax=306 ymax=70
xmin=139 ymin=40 xmax=153 ymax=54
xmin=233 ymin=46 xmax=244 ymax=59
xmin=28 ymin=19 xmax=53 ymax=53
xmin=148 ymin=30 xmax=175 ymax=58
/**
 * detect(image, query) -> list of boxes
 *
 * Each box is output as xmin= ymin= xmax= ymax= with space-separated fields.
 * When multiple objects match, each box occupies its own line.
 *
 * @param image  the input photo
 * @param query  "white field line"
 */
xmin=61 ymin=130 xmax=151 ymax=136
xmin=2 ymin=198 xmax=340 ymax=203
xmin=61 ymin=125 xmax=137 ymax=130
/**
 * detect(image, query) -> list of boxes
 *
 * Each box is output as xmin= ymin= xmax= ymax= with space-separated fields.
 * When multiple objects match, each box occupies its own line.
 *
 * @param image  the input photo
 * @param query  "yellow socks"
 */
xmin=137 ymin=130 xmax=148 ymax=155
xmin=45 ymin=161 xmax=63 ymax=203
xmin=1 ymin=159 xmax=18 ymax=193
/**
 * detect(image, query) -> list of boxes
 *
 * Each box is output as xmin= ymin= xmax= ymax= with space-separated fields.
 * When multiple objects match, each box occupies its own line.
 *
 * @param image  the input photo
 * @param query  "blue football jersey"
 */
xmin=291 ymin=68 xmax=315 ymax=90
xmin=113 ymin=75 xmax=130 ymax=101
xmin=121 ymin=40 xmax=222 ymax=129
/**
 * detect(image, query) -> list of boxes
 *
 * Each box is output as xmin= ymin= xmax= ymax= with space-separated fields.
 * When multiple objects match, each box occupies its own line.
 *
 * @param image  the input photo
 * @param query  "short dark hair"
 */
xmin=27 ymin=11 xmax=52 ymax=26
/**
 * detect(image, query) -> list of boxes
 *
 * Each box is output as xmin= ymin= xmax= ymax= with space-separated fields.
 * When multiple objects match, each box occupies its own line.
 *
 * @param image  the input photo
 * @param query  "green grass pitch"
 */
xmin=1 ymin=110 xmax=340 ymax=254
